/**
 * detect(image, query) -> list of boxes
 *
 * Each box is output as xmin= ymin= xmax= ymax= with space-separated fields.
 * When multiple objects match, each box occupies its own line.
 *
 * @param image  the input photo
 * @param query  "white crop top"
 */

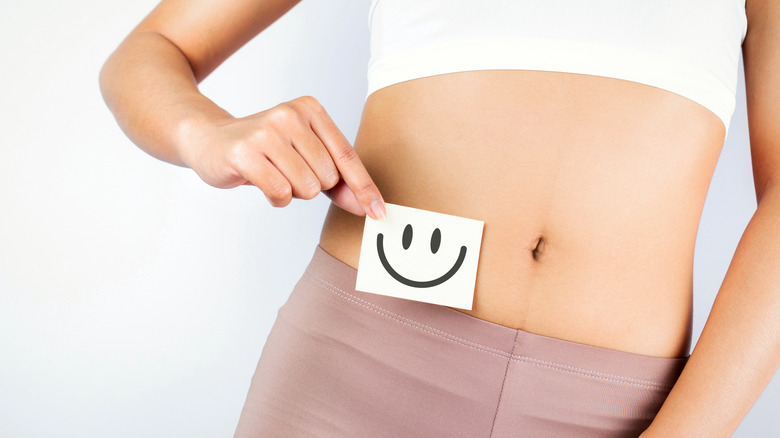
xmin=365 ymin=0 xmax=748 ymax=137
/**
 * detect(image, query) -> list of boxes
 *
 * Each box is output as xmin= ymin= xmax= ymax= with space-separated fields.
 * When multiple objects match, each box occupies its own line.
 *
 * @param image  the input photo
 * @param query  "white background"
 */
xmin=0 ymin=0 xmax=777 ymax=436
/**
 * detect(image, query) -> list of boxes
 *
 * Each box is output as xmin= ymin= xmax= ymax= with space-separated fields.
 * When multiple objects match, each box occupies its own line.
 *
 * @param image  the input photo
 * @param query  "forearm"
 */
xmin=98 ymin=31 xmax=233 ymax=168
xmin=642 ymin=183 xmax=780 ymax=437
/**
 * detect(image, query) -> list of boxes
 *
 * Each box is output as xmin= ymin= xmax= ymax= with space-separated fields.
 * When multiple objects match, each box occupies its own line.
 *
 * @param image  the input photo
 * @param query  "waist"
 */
xmin=319 ymin=201 xmax=694 ymax=359
xmin=320 ymin=70 xmax=724 ymax=358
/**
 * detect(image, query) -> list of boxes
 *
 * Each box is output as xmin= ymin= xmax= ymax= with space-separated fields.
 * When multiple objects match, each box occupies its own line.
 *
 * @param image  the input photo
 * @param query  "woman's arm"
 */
xmin=99 ymin=0 xmax=386 ymax=218
xmin=641 ymin=0 xmax=780 ymax=435
xmin=99 ymin=0 xmax=301 ymax=167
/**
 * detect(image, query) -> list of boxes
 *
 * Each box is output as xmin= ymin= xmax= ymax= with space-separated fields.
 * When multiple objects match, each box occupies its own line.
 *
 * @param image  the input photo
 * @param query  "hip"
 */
xmin=234 ymin=244 xmax=689 ymax=438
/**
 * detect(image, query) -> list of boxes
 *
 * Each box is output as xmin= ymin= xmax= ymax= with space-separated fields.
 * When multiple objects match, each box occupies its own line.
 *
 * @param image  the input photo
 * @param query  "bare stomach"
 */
xmin=318 ymin=69 xmax=726 ymax=358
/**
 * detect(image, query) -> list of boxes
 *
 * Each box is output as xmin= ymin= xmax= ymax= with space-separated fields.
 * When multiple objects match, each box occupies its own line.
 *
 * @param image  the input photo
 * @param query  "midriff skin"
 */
xmin=319 ymin=69 xmax=726 ymax=359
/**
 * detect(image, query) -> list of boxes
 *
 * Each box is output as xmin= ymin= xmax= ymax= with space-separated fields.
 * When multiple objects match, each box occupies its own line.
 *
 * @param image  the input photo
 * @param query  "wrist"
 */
xmin=174 ymin=110 xmax=233 ymax=169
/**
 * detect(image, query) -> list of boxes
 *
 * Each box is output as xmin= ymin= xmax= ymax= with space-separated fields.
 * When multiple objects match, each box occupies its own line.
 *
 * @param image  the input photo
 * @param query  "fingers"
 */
xmin=220 ymin=95 xmax=386 ymax=218
xmin=295 ymin=96 xmax=386 ymax=220
xmin=322 ymin=179 xmax=364 ymax=217
xmin=229 ymin=143 xmax=293 ymax=207
xmin=287 ymin=113 xmax=340 ymax=192
xmin=264 ymin=133 xmax=322 ymax=201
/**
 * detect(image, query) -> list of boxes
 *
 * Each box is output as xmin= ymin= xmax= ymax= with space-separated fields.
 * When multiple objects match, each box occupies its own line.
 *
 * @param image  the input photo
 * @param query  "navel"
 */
xmin=531 ymin=236 xmax=546 ymax=261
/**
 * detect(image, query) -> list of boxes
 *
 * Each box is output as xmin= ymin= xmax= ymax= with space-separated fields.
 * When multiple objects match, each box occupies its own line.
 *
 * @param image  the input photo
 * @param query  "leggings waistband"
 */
xmin=304 ymin=244 xmax=689 ymax=390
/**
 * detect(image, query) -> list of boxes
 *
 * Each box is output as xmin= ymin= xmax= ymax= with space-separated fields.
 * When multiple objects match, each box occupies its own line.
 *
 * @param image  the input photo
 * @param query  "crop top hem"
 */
xmin=366 ymin=36 xmax=735 ymax=136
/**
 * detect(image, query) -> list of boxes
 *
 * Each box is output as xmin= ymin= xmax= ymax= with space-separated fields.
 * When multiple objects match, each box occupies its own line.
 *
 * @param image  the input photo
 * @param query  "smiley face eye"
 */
xmin=431 ymin=228 xmax=441 ymax=254
xmin=402 ymin=224 xmax=413 ymax=250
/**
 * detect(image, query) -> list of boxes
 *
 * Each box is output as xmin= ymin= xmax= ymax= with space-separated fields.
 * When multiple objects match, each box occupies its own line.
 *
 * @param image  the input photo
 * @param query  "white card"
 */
xmin=355 ymin=203 xmax=484 ymax=309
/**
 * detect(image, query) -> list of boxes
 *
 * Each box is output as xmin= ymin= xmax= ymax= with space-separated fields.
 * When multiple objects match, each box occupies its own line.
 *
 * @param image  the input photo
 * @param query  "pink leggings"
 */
xmin=234 ymin=245 xmax=688 ymax=437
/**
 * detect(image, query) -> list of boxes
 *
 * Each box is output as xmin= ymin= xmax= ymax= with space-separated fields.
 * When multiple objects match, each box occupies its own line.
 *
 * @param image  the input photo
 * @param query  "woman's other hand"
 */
xmin=99 ymin=0 xmax=385 ymax=220
xmin=179 ymin=95 xmax=386 ymax=219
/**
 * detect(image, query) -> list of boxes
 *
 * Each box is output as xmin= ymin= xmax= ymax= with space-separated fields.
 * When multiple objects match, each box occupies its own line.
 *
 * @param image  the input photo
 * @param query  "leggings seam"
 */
xmin=304 ymin=271 xmax=511 ymax=361
xmin=305 ymin=271 xmax=511 ymax=357
xmin=511 ymin=355 xmax=672 ymax=390
xmin=509 ymin=357 xmax=670 ymax=391
xmin=304 ymin=269 xmax=674 ymax=391
xmin=489 ymin=331 xmax=518 ymax=438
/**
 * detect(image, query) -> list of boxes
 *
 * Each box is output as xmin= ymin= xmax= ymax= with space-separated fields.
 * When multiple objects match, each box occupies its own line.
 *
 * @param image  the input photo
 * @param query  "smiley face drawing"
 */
xmin=355 ymin=203 xmax=484 ymax=310
xmin=377 ymin=224 xmax=467 ymax=288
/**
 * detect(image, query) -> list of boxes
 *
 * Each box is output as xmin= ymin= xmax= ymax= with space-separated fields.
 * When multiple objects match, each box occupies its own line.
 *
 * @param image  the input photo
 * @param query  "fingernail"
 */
xmin=369 ymin=199 xmax=386 ymax=220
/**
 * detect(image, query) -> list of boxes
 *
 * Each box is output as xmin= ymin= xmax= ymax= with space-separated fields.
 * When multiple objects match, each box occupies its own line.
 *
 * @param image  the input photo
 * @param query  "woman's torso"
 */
xmin=317 ymin=0 xmax=746 ymax=360
xmin=319 ymin=68 xmax=726 ymax=359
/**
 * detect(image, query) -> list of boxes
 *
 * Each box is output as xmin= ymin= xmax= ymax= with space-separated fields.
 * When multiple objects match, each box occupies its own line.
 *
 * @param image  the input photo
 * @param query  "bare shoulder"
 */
xmin=742 ymin=0 xmax=780 ymax=200
xmin=127 ymin=0 xmax=304 ymax=82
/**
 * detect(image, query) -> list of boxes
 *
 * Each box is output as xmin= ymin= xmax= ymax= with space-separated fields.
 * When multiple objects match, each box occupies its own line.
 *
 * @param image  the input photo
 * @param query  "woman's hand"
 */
xmin=179 ymin=95 xmax=386 ymax=220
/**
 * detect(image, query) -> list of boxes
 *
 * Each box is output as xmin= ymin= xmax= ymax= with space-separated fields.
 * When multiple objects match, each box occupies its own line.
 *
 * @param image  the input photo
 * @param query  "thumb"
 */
xmin=322 ymin=179 xmax=366 ymax=217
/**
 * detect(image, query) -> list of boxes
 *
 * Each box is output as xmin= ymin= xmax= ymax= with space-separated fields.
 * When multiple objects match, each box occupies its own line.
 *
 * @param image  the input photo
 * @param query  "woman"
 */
xmin=99 ymin=0 xmax=779 ymax=436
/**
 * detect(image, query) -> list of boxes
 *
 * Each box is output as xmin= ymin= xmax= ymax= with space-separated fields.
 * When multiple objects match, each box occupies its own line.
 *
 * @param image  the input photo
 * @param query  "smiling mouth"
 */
xmin=376 ymin=233 xmax=467 ymax=288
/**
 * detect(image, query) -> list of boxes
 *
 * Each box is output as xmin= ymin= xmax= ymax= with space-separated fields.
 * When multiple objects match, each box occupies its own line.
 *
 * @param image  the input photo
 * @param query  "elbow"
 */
xmin=98 ymin=42 xmax=131 ymax=115
xmin=98 ymin=52 xmax=117 ymax=111
xmin=97 ymin=60 xmax=108 ymax=105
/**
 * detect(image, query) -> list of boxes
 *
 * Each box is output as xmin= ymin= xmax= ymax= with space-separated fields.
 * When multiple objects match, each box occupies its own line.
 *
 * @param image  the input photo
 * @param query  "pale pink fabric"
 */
xmin=234 ymin=245 xmax=688 ymax=437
